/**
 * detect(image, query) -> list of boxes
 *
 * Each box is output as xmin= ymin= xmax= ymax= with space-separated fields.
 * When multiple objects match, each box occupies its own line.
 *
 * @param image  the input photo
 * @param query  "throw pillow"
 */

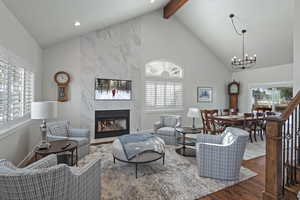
xmin=48 ymin=121 xmax=70 ymax=137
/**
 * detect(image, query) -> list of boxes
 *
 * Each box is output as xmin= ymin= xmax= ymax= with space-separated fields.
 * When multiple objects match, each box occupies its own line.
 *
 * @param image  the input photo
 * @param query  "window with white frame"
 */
xmin=0 ymin=58 xmax=34 ymax=126
xmin=145 ymin=61 xmax=183 ymax=110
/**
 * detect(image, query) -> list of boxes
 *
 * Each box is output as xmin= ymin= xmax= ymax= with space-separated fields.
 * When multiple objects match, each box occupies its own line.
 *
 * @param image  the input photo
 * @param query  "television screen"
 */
xmin=95 ymin=78 xmax=132 ymax=100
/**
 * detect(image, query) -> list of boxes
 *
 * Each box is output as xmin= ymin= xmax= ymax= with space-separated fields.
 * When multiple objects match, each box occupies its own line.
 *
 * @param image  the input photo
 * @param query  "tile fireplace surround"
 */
xmin=95 ymin=110 xmax=130 ymax=139
xmin=79 ymin=19 xmax=142 ymax=140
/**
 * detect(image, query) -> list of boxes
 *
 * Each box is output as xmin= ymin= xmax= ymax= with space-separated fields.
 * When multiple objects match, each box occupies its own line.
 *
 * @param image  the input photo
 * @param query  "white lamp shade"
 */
xmin=31 ymin=101 xmax=58 ymax=120
xmin=187 ymin=108 xmax=200 ymax=118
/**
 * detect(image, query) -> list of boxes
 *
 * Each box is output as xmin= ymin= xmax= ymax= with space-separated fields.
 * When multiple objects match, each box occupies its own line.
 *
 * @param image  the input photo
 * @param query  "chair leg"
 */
xmin=249 ymin=132 xmax=253 ymax=143
xmin=260 ymin=129 xmax=264 ymax=141
xmin=253 ymin=130 xmax=257 ymax=142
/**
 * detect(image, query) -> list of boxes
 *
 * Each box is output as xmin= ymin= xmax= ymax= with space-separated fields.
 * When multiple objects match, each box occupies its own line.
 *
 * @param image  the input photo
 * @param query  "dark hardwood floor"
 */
xmin=198 ymin=156 xmax=265 ymax=200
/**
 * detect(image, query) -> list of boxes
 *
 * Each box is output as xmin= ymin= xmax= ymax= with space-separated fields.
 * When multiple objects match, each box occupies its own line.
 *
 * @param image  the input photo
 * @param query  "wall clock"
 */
xmin=228 ymin=81 xmax=240 ymax=110
xmin=54 ymin=71 xmax=70 ymax=102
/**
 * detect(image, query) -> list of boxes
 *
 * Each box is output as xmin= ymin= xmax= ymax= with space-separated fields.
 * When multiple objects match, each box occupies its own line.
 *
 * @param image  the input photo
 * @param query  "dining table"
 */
xmin=209 ymin=113 xmax=281 ymax=128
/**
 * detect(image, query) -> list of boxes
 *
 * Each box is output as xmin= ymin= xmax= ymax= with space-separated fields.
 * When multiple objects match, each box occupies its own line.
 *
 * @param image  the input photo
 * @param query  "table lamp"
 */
xmin=187 ymin=108 xmax=200 ymax=129
xmin=31 ymin=101 xmax=58 ymax=150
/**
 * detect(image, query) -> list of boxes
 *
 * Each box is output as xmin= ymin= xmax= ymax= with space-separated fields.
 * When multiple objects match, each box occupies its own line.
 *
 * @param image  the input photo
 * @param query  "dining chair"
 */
xmin=230 ymin=108 xmax=239 ymax=115
xmin=200 ymin=110 xmax=208 ymax=134
xmin=266 ymin=111 xmax=276 ymax=116
xmin=205 ymin=110 xmax=224 ymax=135
xmin=255 ymin=112 xmax=265 ymax=141
xmin=252 ymin=106 xmax=272 ymax=113
xmin=243 ymin=113 xmax=256 ymax=142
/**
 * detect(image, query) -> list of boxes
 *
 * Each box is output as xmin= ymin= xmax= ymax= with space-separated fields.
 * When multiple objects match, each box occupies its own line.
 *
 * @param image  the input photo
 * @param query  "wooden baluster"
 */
xmin=263 ymin=117 xmax=284 ymax=200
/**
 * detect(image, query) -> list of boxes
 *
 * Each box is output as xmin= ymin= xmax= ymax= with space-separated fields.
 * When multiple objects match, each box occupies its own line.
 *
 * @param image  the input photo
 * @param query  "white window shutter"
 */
xmin=0 ymin=60 xmax=9 ymax=124
xmin=0 ymin=58 xmax=34 ymax=127
xmin=145 ymin=61 xmax=183 ymax=110
xmin=145 ymin=81 xmax=156 ymax=107
xmin=24 ymin=71 xmax=34 ymax=115
xmin=175 ymin=83 xmax=183 ymax=106
xmin=8 ymin=65 xmax=24 ymax=121
xmin=156 ymin=83 xmax=165 ymax=107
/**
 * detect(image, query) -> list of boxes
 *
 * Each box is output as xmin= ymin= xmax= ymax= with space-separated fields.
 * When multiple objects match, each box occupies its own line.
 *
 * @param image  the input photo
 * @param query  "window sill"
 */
xmin=145 ymin=109 xmax=184 ymax=114
xmin=0 ymin=119 xmax=34 ymax=141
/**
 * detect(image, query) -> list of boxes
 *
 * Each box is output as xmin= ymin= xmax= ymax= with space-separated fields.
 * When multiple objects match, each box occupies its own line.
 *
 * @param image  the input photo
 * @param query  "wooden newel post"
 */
xmin=263 ymin=117 xmax=284 ymax=200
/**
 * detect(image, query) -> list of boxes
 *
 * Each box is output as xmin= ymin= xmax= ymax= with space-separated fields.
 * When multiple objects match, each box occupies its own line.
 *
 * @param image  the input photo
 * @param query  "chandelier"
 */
xmin=229 ymin=14 xmax=256 ymax=70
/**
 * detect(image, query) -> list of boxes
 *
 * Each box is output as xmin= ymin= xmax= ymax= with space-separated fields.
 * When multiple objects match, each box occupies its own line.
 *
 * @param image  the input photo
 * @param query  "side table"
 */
xmin=175 ymin=127 xmax=202 ymax=157
xmin=34 ymin=140 xmax=78 ymax=166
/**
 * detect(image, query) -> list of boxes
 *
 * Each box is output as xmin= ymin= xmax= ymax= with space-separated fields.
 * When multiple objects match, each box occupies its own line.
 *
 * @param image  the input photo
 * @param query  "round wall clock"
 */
xmin=54 ymin=71 xmax=70 ymax=102
xmin=54 ymin=71 xmax=70 ymax=85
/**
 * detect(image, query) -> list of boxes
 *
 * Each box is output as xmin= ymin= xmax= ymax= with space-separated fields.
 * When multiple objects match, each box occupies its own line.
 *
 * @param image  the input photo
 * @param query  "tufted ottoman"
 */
xmin=112 ymin=133 xmax=165 ymax=178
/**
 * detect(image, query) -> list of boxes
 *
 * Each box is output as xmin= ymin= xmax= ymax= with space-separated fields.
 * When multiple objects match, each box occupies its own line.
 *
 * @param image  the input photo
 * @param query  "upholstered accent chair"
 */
xmin=153 ymin=115 xmax=182 ymax=145
xmin=47 ymin=121 xmax=90 ymax=159
xmin=196 ymin=127 xmax=248 ymax=180
xmin=0 ymin=154 xmax=101 ymax=200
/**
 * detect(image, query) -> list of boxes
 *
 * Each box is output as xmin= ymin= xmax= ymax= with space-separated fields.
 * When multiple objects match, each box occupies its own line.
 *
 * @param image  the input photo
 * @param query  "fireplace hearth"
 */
xmin=95 ymin=110 xmax=130 ymax=139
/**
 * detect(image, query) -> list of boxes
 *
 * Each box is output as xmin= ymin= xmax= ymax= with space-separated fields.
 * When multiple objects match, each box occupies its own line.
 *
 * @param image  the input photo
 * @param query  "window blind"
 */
xmin=0 ymin=59 xmax=34 ymax=126
xmin=145 ymin=81 xmax=183 ymax=109
xmin=24 ymin=71 xmax=34 ymax=115
xmin=0 ymin=60 xmax=9 ymax=124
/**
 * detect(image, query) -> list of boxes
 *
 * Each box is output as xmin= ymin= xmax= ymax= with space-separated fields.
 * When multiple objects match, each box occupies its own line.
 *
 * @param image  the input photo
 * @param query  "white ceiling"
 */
xmin=2 ymin=0 xmax=168 ymax=47
xmin=176 ymin=0 xmax=294 ymax=68
xmin=3 ymin=0 xmax=294 ymax=68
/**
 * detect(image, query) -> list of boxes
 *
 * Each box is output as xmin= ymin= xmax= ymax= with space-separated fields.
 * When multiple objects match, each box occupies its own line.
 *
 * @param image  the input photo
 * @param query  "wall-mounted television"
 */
xmin=95 ymin=78 xmax=132 ymax=100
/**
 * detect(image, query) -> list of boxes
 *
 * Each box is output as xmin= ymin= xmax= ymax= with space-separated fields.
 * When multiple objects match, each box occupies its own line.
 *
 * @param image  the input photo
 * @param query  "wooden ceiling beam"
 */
xmin=163 ymin=0 xmax=189 ymax=19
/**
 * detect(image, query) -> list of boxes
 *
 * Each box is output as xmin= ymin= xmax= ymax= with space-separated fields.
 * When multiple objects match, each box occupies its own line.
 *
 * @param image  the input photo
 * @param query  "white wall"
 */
xmin=141 ymin=12 xmax=231 ymax=129
xmin=232 ymin=64 xmax=293 ymax=112
xmin=42 ymin=11 xmax=231 ymax=137
xmin=43 ymin=38 xmax=81 ymax=127
xmin=0 ymin=0 xmax=43 ymax=164
xmin=294 ymin=0 xmax=300 ymax=93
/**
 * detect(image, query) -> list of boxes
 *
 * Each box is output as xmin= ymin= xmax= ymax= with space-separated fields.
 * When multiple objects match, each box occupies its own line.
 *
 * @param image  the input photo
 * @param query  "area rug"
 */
xmin=78 ymin=145 xmax=257 ymax=200
xmin=243 ymin=140 xmax=266 ymax=160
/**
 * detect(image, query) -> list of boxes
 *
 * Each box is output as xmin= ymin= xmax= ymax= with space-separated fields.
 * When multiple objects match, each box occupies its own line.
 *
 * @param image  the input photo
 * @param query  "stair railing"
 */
xmin=263 ymin=91 xmax=300 ymax=200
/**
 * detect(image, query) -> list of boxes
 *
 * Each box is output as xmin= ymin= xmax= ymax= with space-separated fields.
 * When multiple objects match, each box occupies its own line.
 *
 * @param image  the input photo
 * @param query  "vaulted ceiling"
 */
xmin=2 ymin=0 xmax=294 ymax=69
xmin=175 ymin=0 xmax=294 ymax=68
xmin=2 ymin=0 xmax=169 ymax=47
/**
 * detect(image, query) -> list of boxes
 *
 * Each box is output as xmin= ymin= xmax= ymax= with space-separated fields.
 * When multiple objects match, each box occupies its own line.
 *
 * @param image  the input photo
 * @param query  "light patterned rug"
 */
xmin=244 ymin=140 xmax=266 ymax=160
xmin=78 ymin=145 xmax=257 ymax=200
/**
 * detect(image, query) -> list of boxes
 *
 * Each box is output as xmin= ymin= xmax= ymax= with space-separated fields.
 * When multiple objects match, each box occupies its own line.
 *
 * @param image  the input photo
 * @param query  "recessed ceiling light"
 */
xmin=74 ymin=21 xmax=81 ymax=27
xmin=150 ymin=0 xmax=155 ymax=3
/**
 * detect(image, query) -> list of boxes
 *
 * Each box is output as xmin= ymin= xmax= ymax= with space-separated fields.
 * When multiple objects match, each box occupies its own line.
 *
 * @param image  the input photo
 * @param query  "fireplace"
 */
xmin=95 ymin=110 xmax=130 ymax=138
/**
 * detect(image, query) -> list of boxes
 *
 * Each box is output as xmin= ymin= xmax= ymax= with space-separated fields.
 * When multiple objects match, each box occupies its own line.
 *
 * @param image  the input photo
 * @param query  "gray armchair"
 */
xmin=153 ymin=115 xmax=181 ymax=145
xmin=0 ymin=154 xmax=101 ymax=200
xmin=47 ymin=121 xmax=90 ymax=159
xmin=196 ymin=127 xmax=248 ymax=180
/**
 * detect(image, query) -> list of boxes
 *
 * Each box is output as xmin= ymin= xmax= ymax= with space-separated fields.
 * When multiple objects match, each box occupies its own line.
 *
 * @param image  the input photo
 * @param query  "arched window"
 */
xmin=145 ymin=61 xmax=183 ymax=110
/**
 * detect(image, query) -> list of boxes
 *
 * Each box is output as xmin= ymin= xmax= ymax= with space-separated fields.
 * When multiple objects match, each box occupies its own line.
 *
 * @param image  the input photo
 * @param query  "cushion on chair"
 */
xmin=162 ymin=116 xmax=178 ymax=127
xmin=68 ymin=137 xmax=89 ymax=147
xmin=222 ymin=132 xmax=237 ymax=145
xmin=0 ymin=164 xmax=16 ymax=174
xmin=48 ymin=121 xmax=70 ymax=137
xmin=156 ymin=127 xmax=175 ymax=136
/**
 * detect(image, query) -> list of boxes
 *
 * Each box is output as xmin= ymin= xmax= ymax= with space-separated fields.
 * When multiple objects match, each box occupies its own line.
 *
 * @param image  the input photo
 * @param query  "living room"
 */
xmin=0 ymin=0 xmax=299 ymax=199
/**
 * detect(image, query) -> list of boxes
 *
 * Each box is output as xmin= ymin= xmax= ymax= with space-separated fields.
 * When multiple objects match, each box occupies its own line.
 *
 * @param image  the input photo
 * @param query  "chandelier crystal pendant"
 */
xmin=230 ymin=14 xmax=257 ymax=70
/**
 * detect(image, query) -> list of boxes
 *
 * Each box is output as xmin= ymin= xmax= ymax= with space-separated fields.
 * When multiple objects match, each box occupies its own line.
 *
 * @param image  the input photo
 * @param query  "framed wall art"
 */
xmin=197 ymin=87 xmax=213 ymax=103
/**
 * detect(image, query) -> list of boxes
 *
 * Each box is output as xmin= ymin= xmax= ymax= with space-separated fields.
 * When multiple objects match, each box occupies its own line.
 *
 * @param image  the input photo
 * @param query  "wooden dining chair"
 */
xmin=200 ymin=110 xmax=208 ymax=134
xmin=255 ymin=112 xmax=265 ymax=141
xmin=265 ymin=111 xmax=276 ymax=116
xmin=230 ymin=108 xmax=239 ymax=115
xmin=205 ymin=110 xmax=224 ymax=135
xmin=253 ymin=106 xmax=272 ymax=113
xmin=243 ymin=113 xmax=256 ymax=142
